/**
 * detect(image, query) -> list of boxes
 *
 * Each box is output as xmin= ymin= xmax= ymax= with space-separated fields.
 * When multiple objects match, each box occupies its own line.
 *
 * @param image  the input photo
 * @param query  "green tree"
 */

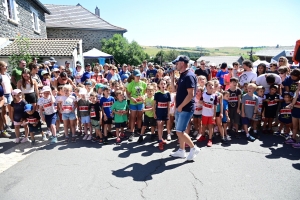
xmin=165 ymin=50 xmax=178 ymax=62
xmin=101 ymin=34 xmax=148 ymax=66
xmin=8 ymin=36 xmax=33 ymax=68
xmin=154 ymin=50 xmax=166 ymax=65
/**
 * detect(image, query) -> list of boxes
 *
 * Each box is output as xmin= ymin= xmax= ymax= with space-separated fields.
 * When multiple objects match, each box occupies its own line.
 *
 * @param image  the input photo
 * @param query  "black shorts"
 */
xmin=24 ymin=93 xmax=37 ymax=104
xmin=102 ymin=118 xmax=113 ymax=125
xmin=228 ymin=106 xmax=240 ymax=124
xmin=115 ymin=122 xmax=127 ymax=128
xmin=29 ymin=122 xmax=42 ymax=133
xmin=264 ymin=108 xmax=277 ymax=118
xmin=216 ymin=112 xmax=220 ymax=117
xmin=143 ymin=115 xmax=156 ymax=127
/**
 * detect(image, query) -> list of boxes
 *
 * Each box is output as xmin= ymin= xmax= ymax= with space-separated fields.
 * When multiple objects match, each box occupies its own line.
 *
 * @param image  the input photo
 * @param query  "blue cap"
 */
xmin=121 ymin=74 xmax=129 ymax=81
xmin=24 ymin=104 xmax=33 ymax=112
xmin=172 ymin=55 xmax=190 ymax=64
xmin=133 ymin=69 xmax=141 ymax=77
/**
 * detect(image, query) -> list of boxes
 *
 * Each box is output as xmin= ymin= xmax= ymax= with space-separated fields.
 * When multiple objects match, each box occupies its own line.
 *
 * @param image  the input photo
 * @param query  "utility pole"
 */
xmin=248 ymin=47 xmax=254 ymax=62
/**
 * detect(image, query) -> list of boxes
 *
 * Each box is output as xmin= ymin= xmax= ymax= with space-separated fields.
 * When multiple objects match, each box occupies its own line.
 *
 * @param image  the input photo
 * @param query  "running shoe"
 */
xmin=193 ymin=131 xmax=199 ymax=137
xmin=31 ymin=140 xmax=35 ymax=145
xmin=1 ymin=131 xmax=11 ymax=138
xmin=247 ymin=135 xmax=256 ymax=142
xmin=137 ymin=135 xmax=144 ymax=143
xmin=292 ymin=142 xmax=300 ymax=149
xmin=221 ymin=139 xmax=229 ymax=144
xmin=116 ymin=138 xmax=121 ymax=143
xmin=120 ymin=133 xmax=125 ymax=138
xmin=186 ymin=147 xmax=200 ymax=161
xmin=273 ymin=131 xmax=281 ymax=136
xmin=167 ymin=134 xmax=171 ymax=141
xmin=207 ymin=139 xmax=212 ymax=147
xmin=46 ymin=130 xmax=51 ymax=137
xmin=197 ymin=135 xmax=206 ymax=142
xmin=285 ymin=138 xmax=296 ymax=144
xmin=14 ymin=138 xmax=20 ymax=143
xmin=50 ymin=137 xmax=57 ymax=144
xmin=21 ymin=137 xmax=30 ymax=143
xmin=128 ymin=133 xmax=134 ymax=142
xmin=87 ymin=135 xmax=92 ymax=140
xmin=5 ymin=125 xmax=12 ymax=132
xmin=103 ymin=137 xmax=108 ymax=145
xmin=158 ymin=142 xmax=164 ymax=150
xmin=170 ymin=149 xmax=186 ymax=158
xmin=226 ymin=135 xmax=231 ymax=141
xmin=83 ymin=135 xmax=88 ymax=140
xmin=42 ymin=134 xmax=48 ymax=141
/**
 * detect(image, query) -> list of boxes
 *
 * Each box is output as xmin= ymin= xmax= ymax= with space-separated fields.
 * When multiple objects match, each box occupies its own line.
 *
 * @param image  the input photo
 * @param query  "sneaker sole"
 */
xmin=186 ymin=149 xmax=200 ymax=161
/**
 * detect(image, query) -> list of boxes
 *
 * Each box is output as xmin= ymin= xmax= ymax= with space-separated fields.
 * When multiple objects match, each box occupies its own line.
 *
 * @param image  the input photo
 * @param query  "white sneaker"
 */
xmin=87 ymin=135 xmax=92 ymax=140
xmin=195 ymin=133 xmax=201 ymax=140
xmin=167 ymin=134 xmax=171 ymax=141
xmin=187 ymin=147 xmax=200 ymax=161
xmin=170 ymin=149 xmax=186 ymax=158
xmin=21 ymin=137 xmax=30 ymax=143
xmin=42 ymin=134 xmax=48 ymax=141
xmin=193 ymin=131 xmax=199 ymax=137
xmin=226 ymin=135 xmax=231 ymax=141
xmin=170 ymin=132 xmax=174 ymax=136
xmin=46 ymin=130 xmax=51 ymax=136
xmin=14 ymin=138 xmax=20 ymax=143
xmin=83 ymin=135 xmax=88 ymax=140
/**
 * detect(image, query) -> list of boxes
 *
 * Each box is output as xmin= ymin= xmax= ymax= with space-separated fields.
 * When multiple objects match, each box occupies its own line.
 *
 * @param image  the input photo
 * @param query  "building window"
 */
xmin=7 ymin=0 xmax=16 ymax=20
xmin=33 ymin=12 xmax=38 ymax=31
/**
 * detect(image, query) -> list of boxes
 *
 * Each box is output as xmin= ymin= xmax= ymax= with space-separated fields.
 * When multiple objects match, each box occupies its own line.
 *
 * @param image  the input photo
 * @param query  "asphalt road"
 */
xmin=0 ymin=131 xmax=300 ymax=200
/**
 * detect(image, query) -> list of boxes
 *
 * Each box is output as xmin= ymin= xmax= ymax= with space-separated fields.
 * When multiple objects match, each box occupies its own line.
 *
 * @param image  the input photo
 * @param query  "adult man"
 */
xmin=170 ymin=55 xmax=200 ymax=161
xmin=119 ymin=64 xmax=131 ymax=77
xmin=81 ymin=63 xmax=93 ymax=83
xmin=238 ymin=60 xmax=257 ymax=87
xmin=11 ymin=60 xmax=26 ymax=89
xmin=195 ymin=60 xmax=211 ymax=80
xmin=146 ymin=63 xmax=157 ymax=80
xmin=49 ymin=57 xmax=58 ymax=70
xmin=65 ymin=61 xmax=71 ymax=69
xmin=256 ymin=73 xmax=282 ymax=94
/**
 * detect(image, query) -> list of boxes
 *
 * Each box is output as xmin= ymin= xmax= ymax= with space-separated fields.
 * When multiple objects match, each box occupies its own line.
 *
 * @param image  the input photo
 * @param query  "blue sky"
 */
xmin=41 ymin=0 xmax=300 ymax=47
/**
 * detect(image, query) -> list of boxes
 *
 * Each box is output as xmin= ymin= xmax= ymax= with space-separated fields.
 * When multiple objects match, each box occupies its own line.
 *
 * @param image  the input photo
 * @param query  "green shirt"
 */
xmin=12 ymin=67 xmax=24 ymax=84
xmin=111 ymin=100 xmax=128 ymax=123
xmin=144 ymin=96 xmax=154 ymax=117
xmin=127 ymin=81 xmax=147 ymax=105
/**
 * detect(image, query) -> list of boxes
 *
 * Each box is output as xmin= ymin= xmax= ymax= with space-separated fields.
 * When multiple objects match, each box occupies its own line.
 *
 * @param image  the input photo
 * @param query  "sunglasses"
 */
xmin=279 ymin=60 xmax=284 ymax=62
xmin=228 ymin=69 xmax=233 ymax=70
xmin=55 ymin=71 xmax=60 ymax=73
xmin=200 ymin=64 xmax=205 ymax=66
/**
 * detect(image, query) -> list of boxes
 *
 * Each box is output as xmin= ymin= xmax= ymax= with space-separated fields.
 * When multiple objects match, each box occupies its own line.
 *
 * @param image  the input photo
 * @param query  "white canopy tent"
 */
xmin=83 ymin=48 xmax=113 ymax=59
xmin=252 ymin=59 xmax=270 ymax=72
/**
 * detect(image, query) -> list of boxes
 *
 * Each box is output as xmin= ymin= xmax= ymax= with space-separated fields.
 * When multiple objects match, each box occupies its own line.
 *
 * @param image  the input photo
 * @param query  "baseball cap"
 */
xmin=41 ymin=70 xmax=49 ymax=76
xmin=52 ymin=68 xmax=60 ymax=72
xmin=44 ymin=61 xmax=50 ymax=65
xmin=12 ymin=89 xmax=22 ymax=96
xmin=49 ymin=57 xmax=57 ymax=63
xmin=172 ymin=55 xmax=190 ymax=64
xmin=41 ymin=86 xmax=51 ymax=93
xmin=210 ymin=63 xmax=216 ymax=67
xmin=84 ymin=81 xmax=92 ymax=86
xmin=227 ymin=65 xmax=233 ymax=69
xmin=24 ymin=104 xmax=33 ymax=112
xmin=65 ymin=61 xmax=70 ymax=64
xmin=133 ymin=69 xmax=141 ymax=76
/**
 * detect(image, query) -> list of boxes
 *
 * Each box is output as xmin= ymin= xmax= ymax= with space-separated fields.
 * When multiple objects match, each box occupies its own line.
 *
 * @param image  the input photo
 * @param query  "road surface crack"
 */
xmin=189 ymin=169 xmax=204 ymax=185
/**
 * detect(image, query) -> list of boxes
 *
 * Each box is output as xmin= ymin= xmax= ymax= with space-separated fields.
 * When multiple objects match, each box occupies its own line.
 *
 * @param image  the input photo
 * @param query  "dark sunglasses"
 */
xmin=55 ymin=71 xmax=60 ymax=73
xmin=279 ymin=60 xmax=284 ymax=62
xmin=200 ymin=64 xmax=205 ymax=66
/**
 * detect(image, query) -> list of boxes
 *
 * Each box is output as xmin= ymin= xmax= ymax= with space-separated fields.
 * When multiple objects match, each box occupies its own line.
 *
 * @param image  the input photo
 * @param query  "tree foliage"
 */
xmin=8 ymin=36 xmax=33 ymax=68
xmin=101 ymin=34 xmax=149 ymax=66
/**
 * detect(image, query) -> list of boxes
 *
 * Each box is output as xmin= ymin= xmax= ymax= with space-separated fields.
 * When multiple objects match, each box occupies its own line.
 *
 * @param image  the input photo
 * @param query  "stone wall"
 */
xmin=46 ymin=28 xmax=124 ymax=52
xmin=0 ymin=0 xmax=47 ymax=38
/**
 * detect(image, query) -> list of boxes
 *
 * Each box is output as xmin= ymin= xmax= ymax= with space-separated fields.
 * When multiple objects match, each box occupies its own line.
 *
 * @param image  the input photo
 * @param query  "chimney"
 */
xmin=95 ymin=6 xmax=100 ymax=17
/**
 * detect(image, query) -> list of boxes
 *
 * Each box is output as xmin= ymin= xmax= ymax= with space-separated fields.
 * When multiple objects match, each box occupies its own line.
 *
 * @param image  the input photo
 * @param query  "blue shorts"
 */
xmin=81 ymin=116 xmax=91 ymax=124
xmin=175 ymin=109 xmax=193 ymax=132
xmin=241 ymin=117 xmax=251 ymax=126
xmin=292 ymin=108 xmax=300 ymax=119
xmin=62 ymin=112 xmax=76 ymax=120
xmin=4 ymin=93 xmax=12 ymax=105
xmin=45 ymin=113 xmax=57 ymax=127
xmin=129 ymin=103 xmax=144 ymax=111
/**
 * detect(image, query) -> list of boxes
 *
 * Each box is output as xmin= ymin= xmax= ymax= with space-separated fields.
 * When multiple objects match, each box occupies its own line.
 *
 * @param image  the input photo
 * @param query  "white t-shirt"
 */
xmin=37 ymin=96 xmax=56 ymax=115
xmin=194 ymin=98 xmax=203 ymax=115
xmin=256 ymin=74 xmax=282 ymax=94
xmin=239 ymin=71 xmax=257 ymax=87
xmin=201 ymin=92 xmax=217 ymax=117
xmin=169 ymin=93 xmax=176 ymax=114
xmin=74 ymin=71 xmax=83 ymax=84
xmin=58 ymin=95 xmax=76 ymax=114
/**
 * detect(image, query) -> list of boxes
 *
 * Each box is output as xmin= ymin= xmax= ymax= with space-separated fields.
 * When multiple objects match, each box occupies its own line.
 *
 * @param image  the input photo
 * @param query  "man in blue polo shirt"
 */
xmin=81 ymin=63 xmax=94 ymax=83
xmin=170 ymin=55 xmax=200 ymax=161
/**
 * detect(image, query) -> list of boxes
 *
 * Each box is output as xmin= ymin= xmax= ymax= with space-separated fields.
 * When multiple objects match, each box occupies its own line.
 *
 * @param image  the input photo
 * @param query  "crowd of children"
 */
xmin=1 ymin=58 xmax=300 ymax=150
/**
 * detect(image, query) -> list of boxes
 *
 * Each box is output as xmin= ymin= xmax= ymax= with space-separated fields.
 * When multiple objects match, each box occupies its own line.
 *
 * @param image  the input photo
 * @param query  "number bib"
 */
xmin=245 ymin=100 xmax=256 ymax=106
xmin=79 ymin=106 xmax=89 ymax=111
xmin=157 ymin=102 xmax=168 ymax=108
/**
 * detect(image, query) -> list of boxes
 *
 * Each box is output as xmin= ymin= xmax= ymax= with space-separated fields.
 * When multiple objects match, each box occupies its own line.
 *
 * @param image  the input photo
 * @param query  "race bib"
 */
xmin=103 ymin=102 xmax=113 ymax=107
xmin=145 ymin=106 xmax=152 ymax=109
xmin=44 ymin=102 xmax=52 ymax=108
xmin=268 ymin=100 xmax=277 ymax=106
xmin=136 ymin=97 xmax=143 ymax=103
xmin=90 ymin=111 xmax=96 ymax=117
xmin=157 ymin=102 xmax=168 ymax=108
xmin=280 ymin=109 xmax=291 ymax=114
xmin=258 ymin=104 xmax=263 ymax=109
xmin=28 ymin=118 xmax=37 ymax=124
xmin=228 ymin=97 xmax=238 ymax=102
xmin=203 ymin=102 xmax=213 ymax=109
xmin=295 ymin=101 xmax=300 ymax=106
xmin=62 ymin=105 xmax=73 ymax=111
xmin=170 ymin=102 xmax=175 ymax=107
xmin=79 ymin=106 xmax=89 ymax=111
xmin=195 ymin=107 xmax=202 ymax=111
xmin=245 ymin=100 xmax=256 ymax=106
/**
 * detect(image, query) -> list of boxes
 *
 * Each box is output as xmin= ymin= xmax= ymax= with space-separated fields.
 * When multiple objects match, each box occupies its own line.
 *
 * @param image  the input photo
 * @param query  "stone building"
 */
xmin=0 ymin=0 xmax=50 ymax=38
xmin=44 ymin=4 xmax=127 ymax=52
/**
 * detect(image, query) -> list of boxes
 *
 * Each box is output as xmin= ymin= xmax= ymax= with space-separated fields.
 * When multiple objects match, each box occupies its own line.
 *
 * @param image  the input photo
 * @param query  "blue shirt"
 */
xmin=222 ymin=99 xmax=228 ymax=122
xmin=146 ymin=69 xmax=157 ymax=79
xmin=100 ymin=96 xmax=115 ymax=119
xmin=106 ymin=73 xmax=121 ymax=82
xmin=81 ymin=71 xmax=94 ymax=83
xmin=282 ymin=76 xmax=298 ymax=96
xmin=216 ymin=70 xmax=228 ymax=85
xmin=176 ymin=70 xmax=196 ymax=112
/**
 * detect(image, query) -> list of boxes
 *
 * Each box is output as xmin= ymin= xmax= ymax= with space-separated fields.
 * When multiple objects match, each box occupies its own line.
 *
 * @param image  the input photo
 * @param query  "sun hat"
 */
xmin=12 ymin=89 xmax=22 ymax=96
xmin=24 ymin=104 xmax=33 ymax=112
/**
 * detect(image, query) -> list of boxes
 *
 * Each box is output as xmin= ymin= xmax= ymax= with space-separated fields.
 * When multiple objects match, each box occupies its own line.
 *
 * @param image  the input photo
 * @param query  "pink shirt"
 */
xmin=224 ymin=74 xmax=232 ymax=90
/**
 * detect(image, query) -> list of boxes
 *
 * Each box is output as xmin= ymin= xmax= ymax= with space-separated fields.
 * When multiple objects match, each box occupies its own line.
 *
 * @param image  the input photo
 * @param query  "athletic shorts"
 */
xmin=14 ymin=121 xmax=22 ymax=126
xmin=4 ymin=93 xmax=12 ymax=105
xmin=91 ymin=119 xmax=100 ymax=129
xmin=264 ymin=108 xmax=277 ymax=118
xmin=81 ymin=115 xmax=91 ymax=124
xmin=143 ymin=115 xmax=156 ymax=127
xmin=202 ymin=116 xmax=214 ymax=125
xmin=129 ymin=103 xmax=144 ymax=111
xmin=45 ymin=113 xmax=57 ymax=127
xmin=241 ymin=117 xmax=251 ymax=126
xmin=193 ymin=114 xmax=202 ymax=119
xmin=175 ymin=110 xmax=193 ymax=132
xmin=62 ymin=112 xmax=76 ymax=120
xmin=228 ymin=106 xmax=240 ymax=125
xmin=278 ymin=117 xmax=292 ymax=125
xmin=102 ymin=118 xmax=113 ymax=125
xmin=29 ymin=123 xmax=42 ymax=133
xmin=292 ymin=107 xmax=300 ymax=119
xmin=115 ymin=122 xmax=127 ymax=128
xmin=24 ymin=93 xmax=37 ymax=104
xmin=216 ymin=112 xmax=220 ymax=117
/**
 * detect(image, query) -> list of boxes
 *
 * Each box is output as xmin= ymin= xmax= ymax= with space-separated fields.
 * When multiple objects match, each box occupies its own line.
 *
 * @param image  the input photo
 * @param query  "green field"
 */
xmin=143 ymin=46 xmax=264 ymax=59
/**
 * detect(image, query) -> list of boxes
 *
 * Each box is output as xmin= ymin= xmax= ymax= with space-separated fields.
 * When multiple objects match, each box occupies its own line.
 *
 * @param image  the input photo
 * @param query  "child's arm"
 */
xmin=213 ymin=105 xmax=217 ymax=120
xmin=153 ymin=100 xmax=157 ymax=119
xmin=226 ymin=110 xmax=230 ymax=122
xmin=219 ymin=94 xmax=223 ymax=118
xmin=241 ymin=103 xmax=245 ymax=118
xmin=253 ymin=105 xmax=258 ymax=120
xmin=237 ymin=94 xmax=241 ymax=114
xmin=33 ymin=80 xmax=39 ymax=98
xmin=0 ymin=97 xmax=4 ymax=108
xmin=39 ymin=106 xmax=45 ymax=122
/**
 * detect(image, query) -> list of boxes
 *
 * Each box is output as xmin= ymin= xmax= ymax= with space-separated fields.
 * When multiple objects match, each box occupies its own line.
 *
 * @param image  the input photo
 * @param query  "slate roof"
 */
xmin=197 ymin=56 xmax=243 ymax=66
xmin=254 ymin=49 xmax=285 ymax=57
xmin=0 ymin=39 xmax=81 ymax=57
xmin=44 ymin=4 xmax=127 ymax=32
